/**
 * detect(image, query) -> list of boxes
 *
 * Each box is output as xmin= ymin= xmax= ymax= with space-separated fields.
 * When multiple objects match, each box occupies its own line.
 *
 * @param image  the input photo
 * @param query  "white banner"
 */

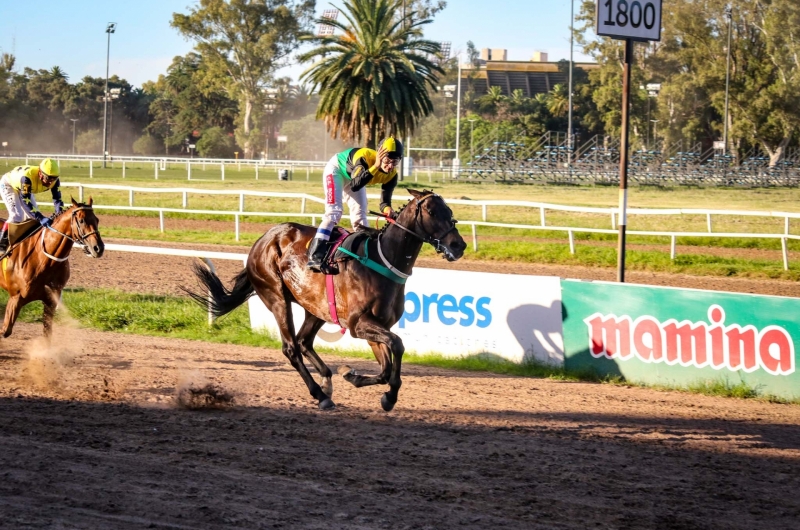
xmin=249 ymin=268 xmax=564 ymax=365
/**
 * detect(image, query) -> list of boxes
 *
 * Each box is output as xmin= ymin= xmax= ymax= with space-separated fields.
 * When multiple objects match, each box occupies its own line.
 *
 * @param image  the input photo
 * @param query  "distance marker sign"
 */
xmin=596 ymin=0 xmax=662 ymax=41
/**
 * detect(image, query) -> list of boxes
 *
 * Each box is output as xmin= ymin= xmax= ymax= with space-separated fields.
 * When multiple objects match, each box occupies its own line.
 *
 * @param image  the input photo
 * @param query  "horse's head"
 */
xmin=64 ymin=197 xmax=104 ymax=258
xmin=396 ymin=189 xmax=467 ymax=261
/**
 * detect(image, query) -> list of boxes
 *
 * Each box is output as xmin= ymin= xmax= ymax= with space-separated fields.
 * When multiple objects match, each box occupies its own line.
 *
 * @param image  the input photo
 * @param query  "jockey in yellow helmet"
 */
xmin=0 ymin=158 xmax=65 ymax=251
xmin=307 ymin=136 xmax=403 ymax=272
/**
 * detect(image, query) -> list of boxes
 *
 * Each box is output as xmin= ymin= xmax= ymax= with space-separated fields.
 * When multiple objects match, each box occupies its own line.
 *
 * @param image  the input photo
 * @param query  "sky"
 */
xmin=0 ymin=0 xmax=592 ymax=89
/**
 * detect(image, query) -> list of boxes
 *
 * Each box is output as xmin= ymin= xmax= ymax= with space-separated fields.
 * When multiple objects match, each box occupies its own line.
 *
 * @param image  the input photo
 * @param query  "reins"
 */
xmin=40 ymin=206 xmax=98 ymax=261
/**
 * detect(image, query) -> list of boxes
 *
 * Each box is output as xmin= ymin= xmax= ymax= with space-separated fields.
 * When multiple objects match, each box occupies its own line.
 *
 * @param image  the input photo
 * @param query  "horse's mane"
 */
xmin=379 ymin=189 xmax=436 ymax=235
xmin=53 ymin=202 xmax=89 ymax=220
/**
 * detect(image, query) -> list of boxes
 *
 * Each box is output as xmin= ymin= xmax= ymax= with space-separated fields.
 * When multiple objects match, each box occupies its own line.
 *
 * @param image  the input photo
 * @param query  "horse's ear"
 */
xmin=87 ymin=196 xmax=93 ymax=207
xmin=407 ymin=189 xmax=423 ymax=199
xmin=71 ymin=197 xmax=79 ymax=207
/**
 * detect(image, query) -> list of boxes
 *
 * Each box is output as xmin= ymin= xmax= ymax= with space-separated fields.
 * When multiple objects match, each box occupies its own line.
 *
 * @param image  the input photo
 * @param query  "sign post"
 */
xmin=596 ymin=0 xmax=662 ymax=282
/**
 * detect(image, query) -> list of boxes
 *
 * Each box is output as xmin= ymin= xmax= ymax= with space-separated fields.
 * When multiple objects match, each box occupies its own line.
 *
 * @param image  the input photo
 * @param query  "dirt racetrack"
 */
xmin=1 ymin=239 xmax=800 ymax=528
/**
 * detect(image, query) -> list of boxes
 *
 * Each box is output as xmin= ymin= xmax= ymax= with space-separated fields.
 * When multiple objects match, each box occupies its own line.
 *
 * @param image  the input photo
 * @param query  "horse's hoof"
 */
xmin=380 ymin=393 xmax=396 ymax=412
xmin=319 ymin=398 xmax=336 ymax=411
xmin=320 ymin=376 xmax=333 ymax=397
xmin=337 ymin=365 xmax=353 ymax=376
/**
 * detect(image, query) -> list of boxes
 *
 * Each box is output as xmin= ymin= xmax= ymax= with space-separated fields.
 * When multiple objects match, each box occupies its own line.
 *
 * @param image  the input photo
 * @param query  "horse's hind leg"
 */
xmin=296 ymin=310 xmax=333 ymax=397
xmin=1 ymin=294 xmax=22 ymax=338
xmin=256 ymin=290 xmax=334 ymax=410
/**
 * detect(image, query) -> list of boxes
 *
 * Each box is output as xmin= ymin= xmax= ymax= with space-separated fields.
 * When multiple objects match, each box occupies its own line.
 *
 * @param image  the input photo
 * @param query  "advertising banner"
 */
xmin=561 ymin=280 xmax=800 ymax=399
xmin=249 ymin=268 xmax=564 ymax=364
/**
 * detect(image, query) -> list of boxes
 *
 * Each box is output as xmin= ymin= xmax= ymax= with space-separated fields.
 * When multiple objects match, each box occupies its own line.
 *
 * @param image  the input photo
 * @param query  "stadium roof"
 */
xmin=461 ymin=61 xmax=598 ymax=97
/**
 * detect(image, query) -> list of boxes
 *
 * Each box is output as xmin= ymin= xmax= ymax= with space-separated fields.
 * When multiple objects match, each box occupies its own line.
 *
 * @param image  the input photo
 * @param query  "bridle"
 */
xmin=41 ymin=206 xmax=99 ymax=261
xmin=372 ymin=193 xmax=459 ymax=258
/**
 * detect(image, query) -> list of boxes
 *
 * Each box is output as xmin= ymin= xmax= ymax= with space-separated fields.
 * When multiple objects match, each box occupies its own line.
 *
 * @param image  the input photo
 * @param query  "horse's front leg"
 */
xmin=1 ymin=293 xmax=22 ymax=338
xmin=41 ymin=288 xmax=61 ymax=340
xmin=342 ymin=316 xmax=405 ymax=411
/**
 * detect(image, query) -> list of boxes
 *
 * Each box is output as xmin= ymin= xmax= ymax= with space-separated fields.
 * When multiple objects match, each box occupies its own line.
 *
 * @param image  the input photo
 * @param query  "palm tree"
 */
xmin=299 ymin=0 xmax=443 ymax=147
xmin=546 ymin=84 xmax=570 ymax=118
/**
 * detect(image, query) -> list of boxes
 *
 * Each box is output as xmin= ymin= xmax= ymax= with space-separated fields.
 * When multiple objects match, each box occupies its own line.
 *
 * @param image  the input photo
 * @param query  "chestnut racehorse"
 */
xmin=0 ymin=198 xmax=104 ymax=339
xmin=186 ymin=189 xmax=467 ymax=411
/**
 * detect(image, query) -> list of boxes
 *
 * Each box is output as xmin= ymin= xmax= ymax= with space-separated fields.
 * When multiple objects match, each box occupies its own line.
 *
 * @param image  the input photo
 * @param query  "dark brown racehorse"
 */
xmin=186 ymin=189 xmax=467 ymax=411
xmin=0 ymin=198 xmax=104 ymax=338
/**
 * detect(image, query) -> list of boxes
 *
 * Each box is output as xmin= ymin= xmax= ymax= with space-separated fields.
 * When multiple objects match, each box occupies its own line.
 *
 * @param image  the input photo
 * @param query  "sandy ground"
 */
xmin=1 ymin=227 xmax=799 ymax=528
xmin=1 ymin=320 xmax=800 ymax=529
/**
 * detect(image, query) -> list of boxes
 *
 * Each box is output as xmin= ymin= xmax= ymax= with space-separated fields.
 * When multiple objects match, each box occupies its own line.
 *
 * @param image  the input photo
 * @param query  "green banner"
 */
xmin=561 ymin=280 xmax=800 ymax=399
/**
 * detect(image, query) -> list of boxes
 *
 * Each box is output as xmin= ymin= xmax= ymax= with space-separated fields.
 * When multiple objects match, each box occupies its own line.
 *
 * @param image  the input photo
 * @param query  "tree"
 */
xmin=300 ymin=0 xmax=443 ymax=147
xmin=133 ymin=134 xmax=162 ymax=155
xmin=75 ymin=129 xmax=102 ymax=154
xmin=172 ymin=0 xmax=315 ymax=158
xmin=196 ymin=126 xmax=235 ymax=157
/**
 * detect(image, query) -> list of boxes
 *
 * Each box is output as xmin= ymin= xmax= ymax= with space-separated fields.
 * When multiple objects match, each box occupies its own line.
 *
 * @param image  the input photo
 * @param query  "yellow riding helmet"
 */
xmin=379 ymin=136 xmax=404 ymax=160
xmin=39 ymin=158 xmax=60 ymax=179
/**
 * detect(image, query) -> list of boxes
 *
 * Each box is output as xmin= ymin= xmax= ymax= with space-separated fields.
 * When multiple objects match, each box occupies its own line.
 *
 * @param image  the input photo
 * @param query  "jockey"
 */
xmin=307 ymin=136 xmax=403 ymax=272
xmin=0 ymin=158 xmax=65 ymax=251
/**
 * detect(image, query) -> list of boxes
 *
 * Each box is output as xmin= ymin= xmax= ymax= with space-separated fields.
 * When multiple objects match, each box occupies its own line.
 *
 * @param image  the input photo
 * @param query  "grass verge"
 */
xmin=1 ymin=287 xmax=794 ymax=403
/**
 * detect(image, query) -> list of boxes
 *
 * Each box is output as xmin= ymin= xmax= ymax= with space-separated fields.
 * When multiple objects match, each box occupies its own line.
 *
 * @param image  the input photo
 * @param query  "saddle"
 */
xmin=321 ymin=227 xmax=371 ymax=275
xmin=0 ymin=219 xmax=41 ymax=258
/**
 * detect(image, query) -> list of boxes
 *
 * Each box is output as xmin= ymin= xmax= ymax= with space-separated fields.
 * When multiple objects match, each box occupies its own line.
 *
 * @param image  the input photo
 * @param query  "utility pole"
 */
xmin=567 ymin=0 xmax=574 ymax=167
xmin=723 ymin=5 xmax=732 ymax=156
xmin=70 ymin=119 xmax=78 ymax=154
xmin=102 ymin=22 xmax=116 ymax=168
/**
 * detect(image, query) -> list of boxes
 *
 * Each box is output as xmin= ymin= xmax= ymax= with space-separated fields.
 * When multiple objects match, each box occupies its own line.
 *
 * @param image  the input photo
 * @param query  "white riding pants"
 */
xmin=315 ymin=155 xmax=368 ymax=240
xmin=0 ymin=175 xmax=37 ymax=223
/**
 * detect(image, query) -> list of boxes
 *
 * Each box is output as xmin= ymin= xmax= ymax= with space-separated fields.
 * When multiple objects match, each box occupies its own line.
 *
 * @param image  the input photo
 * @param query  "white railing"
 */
xmin=61 ymin=183 xmax=800 ymax=269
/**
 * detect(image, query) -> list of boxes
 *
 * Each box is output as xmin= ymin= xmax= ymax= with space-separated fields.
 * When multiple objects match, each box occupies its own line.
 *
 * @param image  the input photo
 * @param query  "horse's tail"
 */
xmin=183 ymin=263 xmax=255 ymax=319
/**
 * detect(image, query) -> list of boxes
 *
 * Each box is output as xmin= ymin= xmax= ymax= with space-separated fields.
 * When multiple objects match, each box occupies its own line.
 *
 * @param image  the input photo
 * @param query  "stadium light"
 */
xmin=102 ymin=22 xmax=117 ymax=168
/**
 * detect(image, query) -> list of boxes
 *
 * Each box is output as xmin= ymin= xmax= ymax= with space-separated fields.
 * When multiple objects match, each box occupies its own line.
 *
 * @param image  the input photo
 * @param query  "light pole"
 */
xmin=102 ymin=22 xmax=116 ymax=168
xmin=650 ymin=120 xmax=659 ymax=149
xmin=468 ymin=119 xmax=476 ymax=162
xmin=567 ymin=0 xmax=574 ymax=166
xmin=70 ymin=119 xmax=78 ymax=154
xmin=723 ymin=5 xmax=732 ymax=156
xmin=454 ymin=54 xmax=463 ymax=170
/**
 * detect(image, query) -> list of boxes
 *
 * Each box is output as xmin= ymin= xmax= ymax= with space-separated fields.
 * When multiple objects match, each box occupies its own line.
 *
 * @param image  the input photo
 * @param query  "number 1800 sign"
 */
xmin=596 ymin=0 xmax=662 ymax=42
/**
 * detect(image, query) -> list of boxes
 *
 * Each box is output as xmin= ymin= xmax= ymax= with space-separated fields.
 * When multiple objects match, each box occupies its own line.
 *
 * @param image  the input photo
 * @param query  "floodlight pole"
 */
xmin=102 ymin=22 xmax=116 ymax=169
xmin=454 ymin=60 xmax=462 ymax=172
xmin=567 ymin=0 xmax=574 ymax=167
xmin=723 ymin=5 xmax=732 ymax=156
xmin=617 ymin=39 xmax=633 ymax=283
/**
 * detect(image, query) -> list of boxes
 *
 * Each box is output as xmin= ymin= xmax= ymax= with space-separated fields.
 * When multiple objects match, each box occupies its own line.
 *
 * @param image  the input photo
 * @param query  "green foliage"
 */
xmin=196 ymin=126 xmax=234 ymax=158
xmin=74 ymin=128 xmax=102 ymax=155
xmin=299 ymin=0 xmax=444 ymax=146
xmin=171 ymin=0 xmax=315 ymax=157
xmin=132 ymin=134 xmax=162 ymax=156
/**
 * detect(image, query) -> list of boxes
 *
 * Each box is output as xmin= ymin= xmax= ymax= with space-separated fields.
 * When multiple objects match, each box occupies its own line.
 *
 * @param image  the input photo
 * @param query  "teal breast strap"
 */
xmin=336 ymin=240 xmax=407 ymax=284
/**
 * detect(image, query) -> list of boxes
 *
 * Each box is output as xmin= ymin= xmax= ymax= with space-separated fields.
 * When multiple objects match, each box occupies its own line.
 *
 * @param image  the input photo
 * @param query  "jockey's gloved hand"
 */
xmin=39 ymin=217 xmax=51 ymax=228
xmin=382 ymin=205 xmax=396 ymax=219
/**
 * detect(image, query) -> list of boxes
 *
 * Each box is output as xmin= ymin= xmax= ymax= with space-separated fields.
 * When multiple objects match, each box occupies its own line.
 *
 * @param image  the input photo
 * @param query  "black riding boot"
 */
xmin=307 ymin=238 xmax=331 ymax=273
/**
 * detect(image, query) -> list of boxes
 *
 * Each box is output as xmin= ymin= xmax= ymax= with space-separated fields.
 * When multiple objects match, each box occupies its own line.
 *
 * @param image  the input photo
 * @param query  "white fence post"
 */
xmin=568 ymin=230 xmax=575 ymax=254
xmin=122 ymin=161 xmax=126 ymax=178
xmin=159 ymin=210 xmax=164 ymax=233
xmin=611 ymin=209 xmax=616 ymax=229
xmin=782 ymin=238 xmax=789 ymax=271
xmin=255 ymin=164 xmax=259 ymax=180
xmin=306 ymin=166 xmax=310 ymax=181
xmin=129 ymin=190 xmax=134 ymax=207
xmin=182 ymin=191 xmax=188 ymax=209
xmin=89 ymin=160 xmax=93 ymax=178
xmin=301 ymin=197 xmax=306 ymax=214
xmin=540 ymin=207 xmax=546 ymax=227
xmin=239 ymin=193 xmax=244 ymax=212
xmin=482 ymin=204 xmax=487 ymax=222
xmin=78 ymin=185 xmax=84 ymax=203
xmin=154 ymin=162 xmax=159 ymax=180
xmin=221 ymin=163 xmax=225 ymax=181
xmin=706 ymin=213 xmax=712 ymax=233
xmin=785 ymin=216 xmax=790 ymax=235
xmin=235 ymin=214 xmax=240 ymax=241
xmin=671 ymin=235 xmax=676 ymax=260
xmin=471 ymin=224 xmax=478 ymax=252
xmin=187 ymin=161 xmax=192 ymax=180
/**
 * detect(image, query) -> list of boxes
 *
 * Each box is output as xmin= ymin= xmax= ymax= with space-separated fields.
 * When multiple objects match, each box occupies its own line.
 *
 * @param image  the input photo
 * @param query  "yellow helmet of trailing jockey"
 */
xmin=378 ymin=136 xmax=404 ymax=160
xmin=39 ymin=158 xmax=60 ymax=180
